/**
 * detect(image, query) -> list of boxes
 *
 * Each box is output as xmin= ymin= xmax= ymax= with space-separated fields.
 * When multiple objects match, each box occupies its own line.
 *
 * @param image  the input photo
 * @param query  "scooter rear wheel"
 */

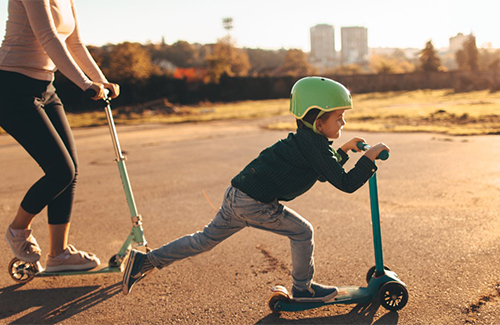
xmin=8 ymin=258 xmax=37 ymax=284
xmin=268 ymin=292 xmax=290 ymax=313
xmin=378 ymin=281 xmax=408 ymax=311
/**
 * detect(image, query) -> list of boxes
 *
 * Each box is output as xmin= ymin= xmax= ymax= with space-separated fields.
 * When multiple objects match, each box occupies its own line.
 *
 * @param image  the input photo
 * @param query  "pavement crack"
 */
xmin=255 ymin=245 xmax=290 ymax=275
xmin=463 ymin=283 xmax=500 ymax=324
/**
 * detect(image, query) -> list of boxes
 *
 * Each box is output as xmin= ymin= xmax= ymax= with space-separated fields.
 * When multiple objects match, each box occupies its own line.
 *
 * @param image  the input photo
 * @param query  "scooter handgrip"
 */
xmin=378 ymin=150 xmax=390 ymax=161
xmin=84 ymin=88 xmax=110 ymax=100
xmin=357 ymin=141 xmax=369 ymax=151
xmin=354 ymin=142 xmax=390 ymax=161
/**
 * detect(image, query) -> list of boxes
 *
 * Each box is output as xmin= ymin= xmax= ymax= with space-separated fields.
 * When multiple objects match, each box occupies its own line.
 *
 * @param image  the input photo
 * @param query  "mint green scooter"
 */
xmin=8 ymin=93 xmax=148 ymax=284
xmin=268 ymin=143 xmax=408 ymax=313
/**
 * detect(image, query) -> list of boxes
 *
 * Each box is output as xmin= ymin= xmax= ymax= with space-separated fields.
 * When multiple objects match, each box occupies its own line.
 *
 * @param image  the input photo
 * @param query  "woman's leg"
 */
xmin=42 ymin=86 xmax=79 ymax=257
xmin=48 ymin=223 xmax=70 ymax=257
xmin=42 ymin=85 xmax=79 ymax=226
xmin=0 ymin=74 xmax=77 ymax=260
xmin=10 ymin=206 xmax=36 ymax=230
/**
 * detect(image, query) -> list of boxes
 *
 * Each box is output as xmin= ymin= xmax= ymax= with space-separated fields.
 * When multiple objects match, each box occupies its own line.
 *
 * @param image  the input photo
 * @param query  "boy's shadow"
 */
xmin=256 ymin=302 xmax=400 ymax=325
xmin=0 ymin=282 xmax=121 ymax=324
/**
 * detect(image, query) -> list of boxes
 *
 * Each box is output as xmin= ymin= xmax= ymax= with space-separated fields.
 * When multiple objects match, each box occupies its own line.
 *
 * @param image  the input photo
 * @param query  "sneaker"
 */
xmin=5 ymin=226 xmax=42 ymax=263
xmin=292 ymin=282 xmax=339 ymax=302
xmin=122 ymin=250 xmax=153 ymax=295
xmin=45 ymin=245 xmax=100 ymax=272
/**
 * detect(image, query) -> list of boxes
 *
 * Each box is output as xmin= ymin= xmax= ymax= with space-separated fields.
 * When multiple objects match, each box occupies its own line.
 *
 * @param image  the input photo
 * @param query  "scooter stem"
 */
xmin=103 ymin=98 xmax=147 ymax=247
xmin=369 ymin=172 xmax=385 ymax=277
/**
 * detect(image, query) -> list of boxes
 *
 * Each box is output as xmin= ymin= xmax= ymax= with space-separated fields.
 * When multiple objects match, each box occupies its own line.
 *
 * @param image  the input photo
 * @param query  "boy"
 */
xmin=122 ymin=76 xmax=390 ymax=301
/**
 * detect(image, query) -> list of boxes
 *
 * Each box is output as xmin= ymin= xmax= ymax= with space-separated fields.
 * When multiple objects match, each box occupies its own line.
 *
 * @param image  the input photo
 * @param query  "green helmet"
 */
xmin=290 ymin=76 xmax=353 ymax=119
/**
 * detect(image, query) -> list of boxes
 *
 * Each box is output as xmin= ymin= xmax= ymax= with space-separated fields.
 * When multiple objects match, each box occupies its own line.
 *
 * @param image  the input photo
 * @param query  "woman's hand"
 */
xmin=103 ymin=83 xmax=120 ymax=99
xmin=88 ymin=83 xmax=105 ymax=100
xmin=340 ymin=137 xmax=367 ymax=153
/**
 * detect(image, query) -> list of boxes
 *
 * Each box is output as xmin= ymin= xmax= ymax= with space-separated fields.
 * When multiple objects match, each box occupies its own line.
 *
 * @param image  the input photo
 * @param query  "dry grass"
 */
xmin=267 ymin=89 xmax=500 ymax=136
xmin=2 ymin=89 xmax=499 ymax=136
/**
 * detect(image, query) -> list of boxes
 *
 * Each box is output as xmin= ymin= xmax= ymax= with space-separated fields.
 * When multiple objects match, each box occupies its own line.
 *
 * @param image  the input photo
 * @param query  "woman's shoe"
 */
xmin=45 ymin=245 xmax=100 ymax=272
xmin=5 ymin=226 xmax=42 ymax=263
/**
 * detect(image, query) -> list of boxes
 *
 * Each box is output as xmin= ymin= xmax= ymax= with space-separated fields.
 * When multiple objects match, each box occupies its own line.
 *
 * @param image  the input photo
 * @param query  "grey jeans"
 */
xmin=148 ymin=185 xmax=315 ymax=290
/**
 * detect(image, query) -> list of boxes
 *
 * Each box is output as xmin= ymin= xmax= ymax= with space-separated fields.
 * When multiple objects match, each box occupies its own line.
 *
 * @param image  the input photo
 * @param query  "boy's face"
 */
xmin=316 ymin=109 xmax=346 ymax=139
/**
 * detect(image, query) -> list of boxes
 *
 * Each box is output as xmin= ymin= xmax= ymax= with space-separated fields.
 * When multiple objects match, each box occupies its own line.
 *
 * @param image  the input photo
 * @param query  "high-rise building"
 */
xmin=341 ymin=26 xmax=368 ymax=64
xmin=310 ymin=24 xmax=336 ymax=65
xmin=449 ymin=33 xmax=470 ymax=52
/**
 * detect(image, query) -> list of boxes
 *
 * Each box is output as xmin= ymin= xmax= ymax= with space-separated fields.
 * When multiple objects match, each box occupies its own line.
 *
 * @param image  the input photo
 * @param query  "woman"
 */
xmin=0 ymin=0 xmax=119 ymax=272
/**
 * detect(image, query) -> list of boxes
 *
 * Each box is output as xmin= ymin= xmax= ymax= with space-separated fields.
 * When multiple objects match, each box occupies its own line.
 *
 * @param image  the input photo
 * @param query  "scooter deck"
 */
xmin=271 ymin=285 xmax=372 ymax=312
xmin=35 ymin=266 xmax=123 ymax=277
xmin=31 ymin=261 xmax=124 ymax=277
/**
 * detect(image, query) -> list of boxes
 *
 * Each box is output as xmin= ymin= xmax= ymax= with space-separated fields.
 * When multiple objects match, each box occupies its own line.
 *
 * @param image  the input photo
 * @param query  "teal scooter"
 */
xmin=8 ymin=92 xmax=148 ymax=284
xmin=268 ymin=143 xmax=408 ymax=313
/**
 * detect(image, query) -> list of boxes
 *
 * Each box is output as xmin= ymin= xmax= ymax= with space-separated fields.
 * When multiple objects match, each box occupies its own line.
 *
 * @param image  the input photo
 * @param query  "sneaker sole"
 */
xmin=122 ymin=250 xmax=138 ymax=295
xmin=44 ymin=261 xmax=100 ymax=273
xmin=293 ymin=290 xmax=338 ymax=302
xmin=5 ymin=233 xmax=40 ymax=263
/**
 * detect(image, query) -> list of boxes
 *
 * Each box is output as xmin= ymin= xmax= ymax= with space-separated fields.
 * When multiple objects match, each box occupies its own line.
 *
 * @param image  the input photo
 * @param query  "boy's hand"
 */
xmin=340 ymin=137 xmax=367 ymax=153
xmin=364 ymin=143 xmax=391 ymax=162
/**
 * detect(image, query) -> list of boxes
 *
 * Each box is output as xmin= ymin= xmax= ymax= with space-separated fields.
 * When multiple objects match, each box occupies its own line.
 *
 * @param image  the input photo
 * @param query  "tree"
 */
xmin=455 ymin=35 xmax=479 ymax=71
xmin=278 ymin=49 xmax=316 ymax=76
xmin=329 ymin=64 xmax=364 ymax=75
xmin=419 ymin=41 xmax=441 ymax=72
xmin=205 ymin=36 xmax=250 ymax=83
xmin=163 ymin=41 xmax=201 ymax=68
xmin=104 ymin=42 xmax=156 ymax=82
xmin=246 ymin=48 xmax=287 ymax=75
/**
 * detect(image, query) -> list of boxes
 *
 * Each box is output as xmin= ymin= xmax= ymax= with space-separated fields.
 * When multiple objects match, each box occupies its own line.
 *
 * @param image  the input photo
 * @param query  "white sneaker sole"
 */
xmin=45 ymin=260 xmax=100 ymax=272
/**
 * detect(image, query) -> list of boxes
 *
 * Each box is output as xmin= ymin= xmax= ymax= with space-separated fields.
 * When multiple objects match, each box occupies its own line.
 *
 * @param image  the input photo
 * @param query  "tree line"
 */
xmin=85 ymin=34 xmax=500 ymax=84
xmin=54 ymin=34 xmax=500 ymax=111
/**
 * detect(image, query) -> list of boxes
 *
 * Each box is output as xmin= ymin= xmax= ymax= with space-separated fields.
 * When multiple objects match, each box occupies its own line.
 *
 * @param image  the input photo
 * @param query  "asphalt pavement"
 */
xmin=1 ymin=116 xmax=499 ymax=324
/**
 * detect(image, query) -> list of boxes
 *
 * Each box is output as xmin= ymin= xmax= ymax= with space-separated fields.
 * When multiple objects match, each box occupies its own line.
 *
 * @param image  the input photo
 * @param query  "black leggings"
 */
xmin=0 ymin=70 xmax=78 ymax=225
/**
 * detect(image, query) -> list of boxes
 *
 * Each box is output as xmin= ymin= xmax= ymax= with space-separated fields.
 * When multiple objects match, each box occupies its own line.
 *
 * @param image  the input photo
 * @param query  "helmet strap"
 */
xmin=312 ymin=111 xmax=326 ymax=135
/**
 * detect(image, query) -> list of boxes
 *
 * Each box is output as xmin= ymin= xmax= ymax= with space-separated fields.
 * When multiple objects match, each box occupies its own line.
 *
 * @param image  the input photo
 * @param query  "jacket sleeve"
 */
xmin=304 ymin=137 xmax=377 ymax=193
xmin=22 ymin=0 xmax=93 ymax=90
xmin=65 ymin=0 xmax=108 ymax=84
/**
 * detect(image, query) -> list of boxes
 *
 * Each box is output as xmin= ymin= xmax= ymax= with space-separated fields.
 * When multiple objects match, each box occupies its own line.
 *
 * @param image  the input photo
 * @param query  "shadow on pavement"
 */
xmin=256 ymin=302 xmax=400 ymax=325
xmin=0 ymin=282 xmax=121 ymax=324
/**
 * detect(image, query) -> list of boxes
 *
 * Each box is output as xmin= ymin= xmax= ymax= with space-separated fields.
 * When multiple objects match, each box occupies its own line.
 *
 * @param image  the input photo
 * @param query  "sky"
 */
xmin=1 ymin=0 xmax=499 ymax=51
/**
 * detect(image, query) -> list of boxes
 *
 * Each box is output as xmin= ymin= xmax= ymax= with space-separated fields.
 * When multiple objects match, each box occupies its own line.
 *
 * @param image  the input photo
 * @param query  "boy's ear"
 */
xmin=315 ymin=119 xmax=322 ymax=131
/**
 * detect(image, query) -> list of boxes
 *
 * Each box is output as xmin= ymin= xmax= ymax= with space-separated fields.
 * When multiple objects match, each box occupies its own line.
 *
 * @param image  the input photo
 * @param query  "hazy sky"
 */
xmin=1 ymin=0 xmax=499 ymax=51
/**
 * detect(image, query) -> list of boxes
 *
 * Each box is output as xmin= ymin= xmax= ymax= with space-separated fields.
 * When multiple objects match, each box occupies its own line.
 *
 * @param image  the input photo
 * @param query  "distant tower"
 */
xmin=222 ymin=17 xmax=233 ymax=33
xmin=341 ymin=26 xmax=368 ymax=64
xmin=310 ymin=24 xmax=336 ymax=66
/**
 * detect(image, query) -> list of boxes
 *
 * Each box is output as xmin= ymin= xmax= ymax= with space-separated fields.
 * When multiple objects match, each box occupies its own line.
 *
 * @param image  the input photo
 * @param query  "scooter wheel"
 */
xmin=108 ymin=254 xmax=122 ymax=268
xmin=8 ymin=258 xmax=37 ymax=284
xmin=366 ymin=265 xmax=391 ymax=284
xmin=378 ymin=281 xmax=408 ymax=311
xmin=268 ymin=292 xmax=290 ymax=313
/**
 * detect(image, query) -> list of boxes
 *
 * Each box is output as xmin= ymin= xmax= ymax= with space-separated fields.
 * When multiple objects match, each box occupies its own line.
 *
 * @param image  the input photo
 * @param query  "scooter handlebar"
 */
xmin=84 ymin=88 xmax=110 ymax=101
xmin=354 ymin=142 xmax=390 ymax=161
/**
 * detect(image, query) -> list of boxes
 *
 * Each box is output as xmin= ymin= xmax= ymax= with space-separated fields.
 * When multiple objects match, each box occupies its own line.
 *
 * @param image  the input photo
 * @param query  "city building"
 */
xmin=449 ymin=32 xmax=471 ymax=52
xmin=341 ymin=26 xmax=368 ymax=64
xmin=309 ymin=24 xmax=336 ymax=70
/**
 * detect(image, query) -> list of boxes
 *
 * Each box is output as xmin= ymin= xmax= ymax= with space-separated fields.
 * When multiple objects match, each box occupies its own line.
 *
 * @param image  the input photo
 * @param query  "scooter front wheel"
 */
xmin=8 ymin=258 xmax=38 ymax=284
xmin=366 ymin=265 xmax=391 ymax=284
xmin=378 ymin=281 xmax=408 ymax=311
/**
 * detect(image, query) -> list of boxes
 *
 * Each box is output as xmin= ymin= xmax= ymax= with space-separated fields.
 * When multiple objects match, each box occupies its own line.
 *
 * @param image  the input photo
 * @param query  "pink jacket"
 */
xmin=0 ymin=0 xmax=107 ymax=90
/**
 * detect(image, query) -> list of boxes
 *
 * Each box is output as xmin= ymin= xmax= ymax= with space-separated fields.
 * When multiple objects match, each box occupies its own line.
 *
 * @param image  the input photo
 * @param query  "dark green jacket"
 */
xmin=231 ymin=128 xmax=377 ymax=203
